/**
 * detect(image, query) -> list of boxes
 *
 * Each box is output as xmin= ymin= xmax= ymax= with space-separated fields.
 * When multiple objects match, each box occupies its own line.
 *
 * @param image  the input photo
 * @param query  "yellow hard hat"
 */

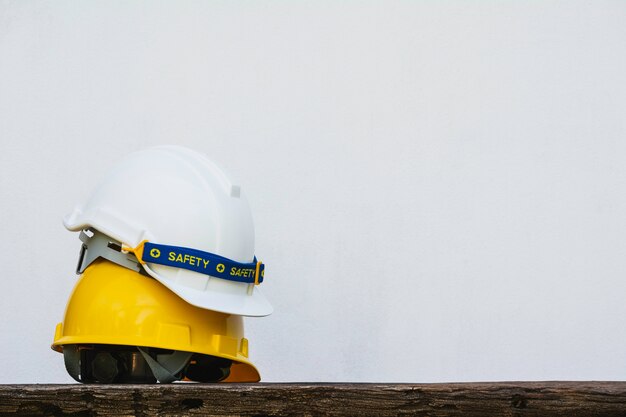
xmin=52 ymin=259 xmax=260 ymax=383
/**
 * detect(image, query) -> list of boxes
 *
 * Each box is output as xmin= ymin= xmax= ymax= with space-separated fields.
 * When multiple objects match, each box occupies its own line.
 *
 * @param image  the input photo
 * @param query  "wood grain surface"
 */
xmin=1 ymin=382 xmax=626 ymax=416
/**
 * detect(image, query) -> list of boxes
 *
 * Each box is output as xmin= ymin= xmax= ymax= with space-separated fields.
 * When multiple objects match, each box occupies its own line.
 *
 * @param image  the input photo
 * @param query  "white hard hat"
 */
xmin=64 ymin=145 xmax=272 ymax=317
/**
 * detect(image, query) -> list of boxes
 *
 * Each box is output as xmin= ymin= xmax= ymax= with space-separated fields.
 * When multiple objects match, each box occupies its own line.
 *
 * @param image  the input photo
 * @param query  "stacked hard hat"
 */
xmin=51 ymin=146 xmax=272 ymax=383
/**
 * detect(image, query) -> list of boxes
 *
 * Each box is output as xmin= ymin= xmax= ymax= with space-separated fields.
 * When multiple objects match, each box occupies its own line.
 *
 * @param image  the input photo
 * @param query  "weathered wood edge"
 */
xmin=2 ymin=382 xmax=626 ymax=416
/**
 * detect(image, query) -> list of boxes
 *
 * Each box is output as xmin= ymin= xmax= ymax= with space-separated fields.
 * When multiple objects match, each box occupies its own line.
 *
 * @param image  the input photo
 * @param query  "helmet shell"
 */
xmin=64 ymin=145 xmax=272 ymax=316
xmin=52 ymin=259 xmax=260 ymax=382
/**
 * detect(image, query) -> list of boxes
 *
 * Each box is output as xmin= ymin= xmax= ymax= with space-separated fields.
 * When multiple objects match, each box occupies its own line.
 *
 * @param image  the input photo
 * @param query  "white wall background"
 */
xmin=1 ymin=1 xmax=626 ymax=383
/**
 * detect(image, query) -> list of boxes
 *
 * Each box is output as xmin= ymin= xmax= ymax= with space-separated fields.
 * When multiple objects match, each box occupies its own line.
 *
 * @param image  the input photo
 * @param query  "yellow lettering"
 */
xmin=167 ymin=251 xmax=210 ymax=269
xmin=229 ymin=267 xmax=255 ymax=277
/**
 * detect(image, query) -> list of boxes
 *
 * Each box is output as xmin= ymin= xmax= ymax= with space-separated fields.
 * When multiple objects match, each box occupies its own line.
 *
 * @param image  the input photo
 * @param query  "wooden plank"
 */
xmin=1 ymin=382 xmax=626 ymax=416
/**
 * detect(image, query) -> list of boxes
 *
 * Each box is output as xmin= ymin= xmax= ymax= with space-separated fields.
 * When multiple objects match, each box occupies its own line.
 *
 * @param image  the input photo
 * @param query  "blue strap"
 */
xmin=140 ymin=242 xmax=265 ymax=285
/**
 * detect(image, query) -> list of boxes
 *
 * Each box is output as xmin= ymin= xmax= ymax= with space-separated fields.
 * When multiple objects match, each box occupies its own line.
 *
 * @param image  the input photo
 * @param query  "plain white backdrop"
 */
xmin=1 ymin=1 xmax=626 ymax=383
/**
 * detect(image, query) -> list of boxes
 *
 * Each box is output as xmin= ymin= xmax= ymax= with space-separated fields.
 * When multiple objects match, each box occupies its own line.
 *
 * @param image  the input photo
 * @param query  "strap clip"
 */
xmin=122 ymin=240 xmax=148 ymax=265
xmin=254 ymin=261 xmax=262 ymax=285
